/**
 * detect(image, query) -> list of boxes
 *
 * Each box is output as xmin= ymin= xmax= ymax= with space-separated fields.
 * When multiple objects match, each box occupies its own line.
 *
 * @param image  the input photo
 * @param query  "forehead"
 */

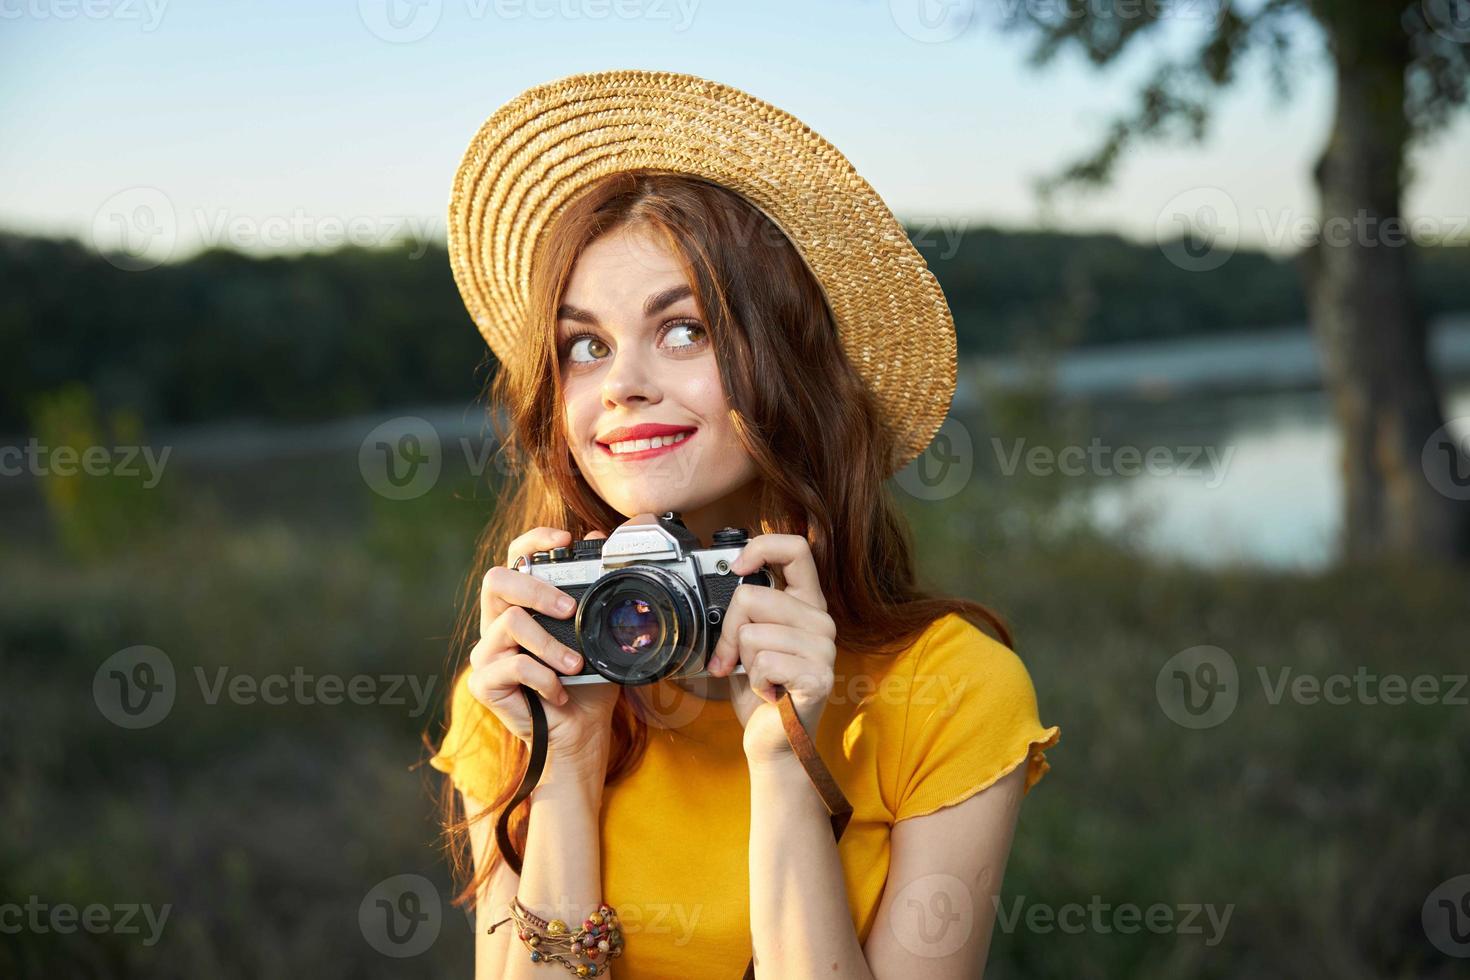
xmin=561 ymin=225 xmax=690 ymax=306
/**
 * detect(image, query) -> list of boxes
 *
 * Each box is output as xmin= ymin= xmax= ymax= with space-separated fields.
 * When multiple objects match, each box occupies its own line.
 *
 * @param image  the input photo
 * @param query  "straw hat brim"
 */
xmin=447 ymin=68 xmax=956 ymax=475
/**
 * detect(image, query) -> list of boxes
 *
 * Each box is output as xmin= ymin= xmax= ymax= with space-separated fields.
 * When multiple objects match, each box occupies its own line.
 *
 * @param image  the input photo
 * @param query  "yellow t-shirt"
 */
xmin=429 ymin=611 xmax=1060 ymax=977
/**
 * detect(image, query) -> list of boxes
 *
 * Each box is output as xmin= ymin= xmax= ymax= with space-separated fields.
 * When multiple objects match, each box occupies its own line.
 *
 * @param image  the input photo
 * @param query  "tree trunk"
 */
xmin=1303 ymin=5 xmax=1470 ymax=565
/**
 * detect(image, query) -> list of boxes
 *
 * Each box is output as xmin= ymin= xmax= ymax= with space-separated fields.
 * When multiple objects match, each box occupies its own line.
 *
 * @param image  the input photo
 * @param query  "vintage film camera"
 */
xmin=517 ymin=512 xmax=772 ymax=685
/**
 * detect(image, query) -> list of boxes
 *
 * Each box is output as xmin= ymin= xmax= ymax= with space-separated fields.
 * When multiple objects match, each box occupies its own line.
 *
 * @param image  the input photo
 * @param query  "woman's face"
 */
xmin=558 ymin=223 xmax=761 ymax=530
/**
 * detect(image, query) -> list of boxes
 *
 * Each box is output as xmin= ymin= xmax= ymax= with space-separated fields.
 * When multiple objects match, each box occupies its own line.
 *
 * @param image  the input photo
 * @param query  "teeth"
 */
xmin=608 ymin=430 xmax=690 ymax=455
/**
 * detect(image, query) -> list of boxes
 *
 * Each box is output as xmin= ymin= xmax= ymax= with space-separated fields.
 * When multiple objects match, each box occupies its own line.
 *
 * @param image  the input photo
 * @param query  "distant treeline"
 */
xmin=2 ymin=229 xmax=1467 ymax=433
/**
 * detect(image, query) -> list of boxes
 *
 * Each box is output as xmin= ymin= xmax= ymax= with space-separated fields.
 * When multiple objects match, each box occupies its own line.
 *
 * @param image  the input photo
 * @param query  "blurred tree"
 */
xmin=1003 ymin=0 xmax=1470 ymax=564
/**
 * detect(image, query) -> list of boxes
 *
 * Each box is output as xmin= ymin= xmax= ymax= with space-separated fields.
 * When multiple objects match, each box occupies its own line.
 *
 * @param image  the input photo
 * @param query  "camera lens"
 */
xmin=576 ymin=565 xmax=701 ymax=685
xmin=606 ymin=596 xmax=662 ymax=654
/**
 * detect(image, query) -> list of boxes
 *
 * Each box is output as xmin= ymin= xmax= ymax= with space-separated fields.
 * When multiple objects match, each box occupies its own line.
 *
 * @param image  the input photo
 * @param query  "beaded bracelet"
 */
xmin=500 ymin=896 xmax=624 ymax=976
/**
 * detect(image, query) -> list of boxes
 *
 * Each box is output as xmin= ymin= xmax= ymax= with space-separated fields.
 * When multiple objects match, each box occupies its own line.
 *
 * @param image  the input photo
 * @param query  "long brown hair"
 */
xmin=433 ymin=170 xmax=1012 ymax=908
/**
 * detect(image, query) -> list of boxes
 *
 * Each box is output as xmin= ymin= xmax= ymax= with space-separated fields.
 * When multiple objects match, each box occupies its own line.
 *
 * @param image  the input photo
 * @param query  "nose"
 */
xmin=600 ymin=345 xmax=662 ymax=409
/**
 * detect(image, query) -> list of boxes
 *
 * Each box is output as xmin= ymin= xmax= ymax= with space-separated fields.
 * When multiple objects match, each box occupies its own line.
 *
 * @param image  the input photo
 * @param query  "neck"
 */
xmin=671 ymin=481 xmax=764 ymax=547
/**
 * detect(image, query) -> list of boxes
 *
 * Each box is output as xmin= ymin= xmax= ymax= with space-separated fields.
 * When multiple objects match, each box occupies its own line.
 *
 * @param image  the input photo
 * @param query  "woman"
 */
xmin=429 ymin=69 xmax=1060 ymax=979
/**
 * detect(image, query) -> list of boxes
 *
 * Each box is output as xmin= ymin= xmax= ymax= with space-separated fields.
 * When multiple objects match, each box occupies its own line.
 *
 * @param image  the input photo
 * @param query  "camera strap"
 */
xmin=493 ymin=683 xmax=854 ymax=979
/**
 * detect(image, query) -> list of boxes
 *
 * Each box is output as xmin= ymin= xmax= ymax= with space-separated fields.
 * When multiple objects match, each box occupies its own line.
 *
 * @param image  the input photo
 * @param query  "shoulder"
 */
xmin=904 ymin=612 xmax=1041 ymax=712
xmin=889 ymin=612 xmax=1060 ymax=820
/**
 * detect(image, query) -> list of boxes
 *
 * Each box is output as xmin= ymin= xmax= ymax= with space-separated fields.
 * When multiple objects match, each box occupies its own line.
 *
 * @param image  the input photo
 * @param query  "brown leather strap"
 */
xmin=739 ymin=687 xmax=853 ymax=979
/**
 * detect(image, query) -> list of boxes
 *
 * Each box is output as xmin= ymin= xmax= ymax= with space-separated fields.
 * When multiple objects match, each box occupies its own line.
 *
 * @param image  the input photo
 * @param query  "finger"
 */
xmin=744 ymin=650 xmax=831 ymax=705
xmin=487 ymin=605 xmax=585 ymax=677
xmin=735 ymin=622 xmax=836 ymax=665
xmin=479 ymin=564 xmax=578 ymax=637
xmin=470 ymin=652 xmax=569 ymax=708
xmin=729 ymin=534 xmax=825 ymax=612
xmin=709 ymin=585 xmax=834 ymax=676
xmin=505 ymin=526 xmax=573 ymax=568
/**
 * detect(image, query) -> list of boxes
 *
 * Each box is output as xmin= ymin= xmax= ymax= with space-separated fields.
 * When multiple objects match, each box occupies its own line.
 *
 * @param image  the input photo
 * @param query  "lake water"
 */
xmin=966 ymin=318 xmax=1470 ymax=570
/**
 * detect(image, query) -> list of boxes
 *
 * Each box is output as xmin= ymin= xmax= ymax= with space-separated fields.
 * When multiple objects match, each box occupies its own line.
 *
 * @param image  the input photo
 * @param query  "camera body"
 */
xmin=518 ymin=513 xmax=772 ymax=686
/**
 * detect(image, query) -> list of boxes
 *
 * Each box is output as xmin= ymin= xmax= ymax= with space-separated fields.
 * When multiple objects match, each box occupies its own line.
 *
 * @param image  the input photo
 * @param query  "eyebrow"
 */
xmin=557 ymin=284 xmax=694 ymax=325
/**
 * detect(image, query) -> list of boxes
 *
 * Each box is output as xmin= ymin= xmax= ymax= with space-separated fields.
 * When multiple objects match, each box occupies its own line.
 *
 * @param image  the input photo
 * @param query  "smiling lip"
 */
xmin=595 ymin=423 xmax=697 ymax=461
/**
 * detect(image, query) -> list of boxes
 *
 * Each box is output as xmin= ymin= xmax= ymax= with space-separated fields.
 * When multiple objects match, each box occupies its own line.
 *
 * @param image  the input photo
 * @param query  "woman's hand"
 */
xmin=467 ymin=526 xmax=620 ymax=774
xmin=705 ymin=533 xmax=838 ymax=764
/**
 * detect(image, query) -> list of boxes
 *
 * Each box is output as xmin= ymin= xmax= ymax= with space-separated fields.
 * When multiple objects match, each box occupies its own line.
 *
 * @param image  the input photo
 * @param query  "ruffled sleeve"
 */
xmin=893 ymin=613 xmax=1060 ymax=822
xmin=429 ymin=665 xmax=511 ymax=805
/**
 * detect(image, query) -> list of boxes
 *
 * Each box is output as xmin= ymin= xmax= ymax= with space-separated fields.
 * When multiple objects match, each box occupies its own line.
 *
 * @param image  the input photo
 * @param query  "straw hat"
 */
xmin=447 ymin=69 xmax=956 ymax=475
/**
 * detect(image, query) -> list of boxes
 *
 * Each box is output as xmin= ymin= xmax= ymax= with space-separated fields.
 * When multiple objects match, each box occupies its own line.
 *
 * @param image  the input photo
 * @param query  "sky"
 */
xmin=2 ymin=0 xmax=1467 ymax=264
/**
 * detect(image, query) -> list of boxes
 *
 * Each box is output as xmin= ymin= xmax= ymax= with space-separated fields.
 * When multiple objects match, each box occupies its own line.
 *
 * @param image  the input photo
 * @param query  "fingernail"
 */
xmin=557 ymin=596 xmax=576 ymax=615
xmin=563 ymin=652 xmax=581 ymax=670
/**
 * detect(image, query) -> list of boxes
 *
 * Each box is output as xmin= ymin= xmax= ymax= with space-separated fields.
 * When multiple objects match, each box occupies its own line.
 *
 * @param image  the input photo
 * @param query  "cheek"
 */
xmin=672 ymin=364 xmax=728 ymax=420
xmin=562 ymin=382 xmax=598 ymax=447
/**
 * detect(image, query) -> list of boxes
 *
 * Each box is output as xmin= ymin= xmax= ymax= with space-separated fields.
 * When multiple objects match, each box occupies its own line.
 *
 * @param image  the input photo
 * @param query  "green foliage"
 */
xmin=4 ymin=231 xmax=1467 ymax=434
xmin=26 ymin=383 xmax=173 ymax=561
